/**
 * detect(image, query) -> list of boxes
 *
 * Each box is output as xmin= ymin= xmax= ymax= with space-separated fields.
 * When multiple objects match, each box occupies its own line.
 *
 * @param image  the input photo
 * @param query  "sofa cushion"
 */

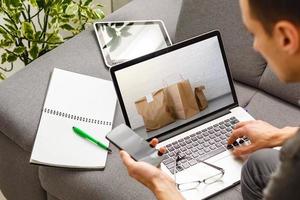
xmin=0 ymin=133 xmax=46 ymax=200
xmin=47 ymin=193 xmax=60 ymax=200
xmin=246 ymin=92 xmax=300 ymax=128
xmin=234 ymin=81 xmax=257 ymax=107
xmin=0 ymin=0 xmax=182 ymax=152
xmin=39 ymin=144 xmax=155 ymax=200
xmin=175 ymin=0 xmax=266 ymax=88
xmin=259 ymin=67 xmax=300 ymax=107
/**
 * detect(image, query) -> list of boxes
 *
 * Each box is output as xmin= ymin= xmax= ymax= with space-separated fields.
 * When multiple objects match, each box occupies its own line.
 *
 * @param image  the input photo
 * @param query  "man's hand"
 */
xmin=120 ymin=139 xmax=184 ymax=200
xmin=227 ymin=120 xmax=298 ymax=156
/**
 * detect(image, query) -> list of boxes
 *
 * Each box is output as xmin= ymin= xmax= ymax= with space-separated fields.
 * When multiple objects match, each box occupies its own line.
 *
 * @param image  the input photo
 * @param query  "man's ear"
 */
xmin=273 ymin=21 xmax=299 ymax=54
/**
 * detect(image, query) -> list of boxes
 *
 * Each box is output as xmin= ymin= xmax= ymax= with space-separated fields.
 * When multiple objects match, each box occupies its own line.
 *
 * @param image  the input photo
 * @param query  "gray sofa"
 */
xmin=0 ymin=0 xmax=299 ymax=200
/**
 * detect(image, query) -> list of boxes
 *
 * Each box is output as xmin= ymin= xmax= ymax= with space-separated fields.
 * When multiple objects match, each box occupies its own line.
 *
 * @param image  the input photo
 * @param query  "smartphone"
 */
xmin=106 ymin=124 xmax=164 ymax=166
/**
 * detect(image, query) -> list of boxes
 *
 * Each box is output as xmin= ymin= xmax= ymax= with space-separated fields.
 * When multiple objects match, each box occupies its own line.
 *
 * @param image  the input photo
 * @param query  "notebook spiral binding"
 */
xmin=43 ymin=108 xmax=112 ymax=126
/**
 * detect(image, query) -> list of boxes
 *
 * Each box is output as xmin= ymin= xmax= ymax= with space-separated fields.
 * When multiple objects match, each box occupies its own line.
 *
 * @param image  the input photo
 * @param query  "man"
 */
xmin=120 ymin=0 xmax=300 ymax=199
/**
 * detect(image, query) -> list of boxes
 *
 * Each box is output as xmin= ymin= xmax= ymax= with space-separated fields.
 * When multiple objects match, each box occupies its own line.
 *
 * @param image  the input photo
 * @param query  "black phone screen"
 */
xmin=106 ymin=124 xmax=156 ymax=161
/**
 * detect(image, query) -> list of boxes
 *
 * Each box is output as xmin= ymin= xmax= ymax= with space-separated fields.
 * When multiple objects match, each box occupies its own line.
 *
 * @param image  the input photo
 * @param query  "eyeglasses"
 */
xmin=173 ymin=152 xmax=225 ymax=192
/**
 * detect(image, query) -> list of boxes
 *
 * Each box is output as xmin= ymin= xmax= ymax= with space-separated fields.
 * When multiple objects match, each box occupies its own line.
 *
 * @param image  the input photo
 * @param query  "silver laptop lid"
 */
xmin=110 ymin=30 xmax=238 ymax=141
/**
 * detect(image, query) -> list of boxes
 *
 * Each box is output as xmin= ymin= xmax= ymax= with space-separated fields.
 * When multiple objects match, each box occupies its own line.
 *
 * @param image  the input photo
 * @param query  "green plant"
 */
xmin=0 ymin=0 xmax=104 ymax=80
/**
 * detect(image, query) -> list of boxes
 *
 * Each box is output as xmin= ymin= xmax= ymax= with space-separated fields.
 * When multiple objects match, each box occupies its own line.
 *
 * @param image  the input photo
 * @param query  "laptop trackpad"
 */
xmin=176 ymin=162 xmax=220 ymax=184
xmin=179 ymin=155 xmax=243 ymax=200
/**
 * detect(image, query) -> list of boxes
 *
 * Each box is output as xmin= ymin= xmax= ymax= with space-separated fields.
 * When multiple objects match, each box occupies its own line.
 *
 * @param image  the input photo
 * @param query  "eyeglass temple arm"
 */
xmin=182 ymin=155 xmax=224 ymax=174
xmin=199 ymin=159 xmax=225 ymax=173
xmin=173 ymin=153 xmax=187 ymax=185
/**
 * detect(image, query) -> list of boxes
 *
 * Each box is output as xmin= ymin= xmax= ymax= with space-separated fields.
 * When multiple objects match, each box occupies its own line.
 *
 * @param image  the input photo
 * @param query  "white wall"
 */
xmin=115 ymin=36 xmax=233 ymax=129
xmin=97 ymin=0 xmax=112 ymax=15
xmin=112 ymin=0 xmax=130 ymax=11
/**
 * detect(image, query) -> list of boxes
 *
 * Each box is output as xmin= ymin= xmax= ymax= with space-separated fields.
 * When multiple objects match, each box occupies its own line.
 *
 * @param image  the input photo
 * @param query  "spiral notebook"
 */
xmin=30 ymin=68 xmax=117 ymax=169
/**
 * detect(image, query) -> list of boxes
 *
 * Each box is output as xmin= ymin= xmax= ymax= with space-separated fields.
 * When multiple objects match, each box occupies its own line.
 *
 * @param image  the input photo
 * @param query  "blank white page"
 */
xmin=31 ymin=68 xmax=117 ymax=168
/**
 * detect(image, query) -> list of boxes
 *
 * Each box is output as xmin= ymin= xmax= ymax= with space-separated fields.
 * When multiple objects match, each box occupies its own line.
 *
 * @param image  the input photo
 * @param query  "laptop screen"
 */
xmin=111 ymin=31 xmax=238 ymax=140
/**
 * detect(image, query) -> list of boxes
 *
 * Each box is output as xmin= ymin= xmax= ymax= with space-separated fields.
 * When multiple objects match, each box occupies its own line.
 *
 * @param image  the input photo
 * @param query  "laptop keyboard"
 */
xmin=162 ymin=117 xmax=241 ymax=174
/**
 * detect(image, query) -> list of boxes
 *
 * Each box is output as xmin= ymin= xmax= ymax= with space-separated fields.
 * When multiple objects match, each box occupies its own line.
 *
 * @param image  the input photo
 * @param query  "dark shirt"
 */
xmin=264 ymin=129 xmax=300 ymax=200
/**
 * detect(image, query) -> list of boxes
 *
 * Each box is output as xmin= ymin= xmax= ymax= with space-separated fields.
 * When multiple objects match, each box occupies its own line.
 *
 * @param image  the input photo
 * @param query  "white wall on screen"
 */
xmin=116 ymin=36 xmax=233 ymax=129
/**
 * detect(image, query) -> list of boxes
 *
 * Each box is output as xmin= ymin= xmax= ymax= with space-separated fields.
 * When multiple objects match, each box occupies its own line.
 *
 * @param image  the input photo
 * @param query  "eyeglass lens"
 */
xmin=174 ymin=155 xmax=224 ymax=191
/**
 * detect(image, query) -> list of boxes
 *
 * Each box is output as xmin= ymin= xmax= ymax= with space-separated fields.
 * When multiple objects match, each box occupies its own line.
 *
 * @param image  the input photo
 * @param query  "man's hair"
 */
xmin=249 ymin=0 xmax=300 ymax=35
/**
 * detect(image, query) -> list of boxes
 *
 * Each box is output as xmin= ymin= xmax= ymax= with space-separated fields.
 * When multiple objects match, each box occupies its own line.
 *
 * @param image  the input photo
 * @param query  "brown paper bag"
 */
xmin=135 ymin=89 xmax=175 ymax=132
xmin=166 ymin=80 xmax=199 ymax=119
xmin=195 ymin=86 xmax=208 ymax=111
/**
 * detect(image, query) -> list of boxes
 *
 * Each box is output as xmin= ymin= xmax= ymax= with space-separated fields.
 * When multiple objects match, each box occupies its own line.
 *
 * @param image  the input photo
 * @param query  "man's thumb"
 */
xmin=233 ymin=145 xmax=256 ymax=156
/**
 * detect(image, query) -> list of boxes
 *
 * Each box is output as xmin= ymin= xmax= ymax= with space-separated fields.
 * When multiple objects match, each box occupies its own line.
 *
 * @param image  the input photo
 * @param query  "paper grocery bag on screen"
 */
xmin=135 ymin=89 xmax=175 ymax=132
xmin=166 ymin=80 xmax=199 ymax=119
xmin=195 ymin=86 xmax=208 ymax=111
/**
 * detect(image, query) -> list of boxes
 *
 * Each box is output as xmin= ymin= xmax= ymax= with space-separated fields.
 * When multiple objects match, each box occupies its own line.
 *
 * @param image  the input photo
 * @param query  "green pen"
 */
xmin=72 ymin=126 xmax=112 ymax=153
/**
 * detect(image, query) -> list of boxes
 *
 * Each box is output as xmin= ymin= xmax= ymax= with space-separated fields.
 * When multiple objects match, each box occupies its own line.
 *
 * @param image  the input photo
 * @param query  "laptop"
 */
xmin=110 ymin=30 xmax=254 ymax=199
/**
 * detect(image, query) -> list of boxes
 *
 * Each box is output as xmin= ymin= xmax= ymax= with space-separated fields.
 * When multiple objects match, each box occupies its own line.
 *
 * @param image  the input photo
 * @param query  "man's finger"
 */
xmin=233 ymin=120 xmax=254 ymax=130
xmin=149 ymin=138 xmax=159 ymax=148
xmin=120 ymin=150 xmax=135 ymax=167
xmin=158 ymin=147 xmax=167 ymax=156
xmin=232 ymin=144 xmax=257 ymax=156
xmin=227 ymin=127 xmax=247 ymax=144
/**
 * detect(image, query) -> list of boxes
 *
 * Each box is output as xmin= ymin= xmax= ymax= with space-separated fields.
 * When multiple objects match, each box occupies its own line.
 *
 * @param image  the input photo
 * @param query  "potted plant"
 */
xmin=0 ymin=0 xmax=104 ymax=80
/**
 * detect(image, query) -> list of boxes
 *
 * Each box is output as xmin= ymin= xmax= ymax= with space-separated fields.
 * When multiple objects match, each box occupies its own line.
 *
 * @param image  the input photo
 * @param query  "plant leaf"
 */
xmin=0 ymin=26 xmax=7 ymax=35
xmin=21 ymin=22 xmax=35 ymax=39
xmin=10 ymin=0 xmax=22 ymax=7
xmin=7 ymin=53 xmax=17 ymax=62
xmin=36 ymin=0 xmax=45 ymax=8
xmin=29 ymin=44 xmax=39 ymax=59
xmin=0 ymin=39 xmax=13 ymax=47
xmin=29 ymin=0 xmax=38 ymax=7
xmin=0 ymin=72 xmax=6 ymax=80
xmin=62 ymin=0 xmax=72 ymax=5
xmin=12 ymin=12 xmax=21 ymax=23
xmin=60 ymin=24 xmax=74 ymax=31
xmin=16 ymin=30 xmax=22 ymax=37
xmin=1 ymin=53 xmax=8 ymax=64
xmin=13 ymin=46 xmax=26 ymax=55
xmin=83 ymin=0 xmax=93 ymax=6
xmin=0 ymin=0 xmax=105 ymax=67
xmin=93 ymin=8 xmax=104 ymax=19
xmin=34 ymin=31 xmax=42 ymax=39
xmin=3 ymin=17 xmax=14 ymax=25
xmin=5 ymin=23 xmax=17 ymax=32
xmin=66 ymin=3 xmax=78 ymax=15
xmin=2 ymin=33 xmax=14 ymax=44
xmin=47 ymin=33 xmax=63 ymax=44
